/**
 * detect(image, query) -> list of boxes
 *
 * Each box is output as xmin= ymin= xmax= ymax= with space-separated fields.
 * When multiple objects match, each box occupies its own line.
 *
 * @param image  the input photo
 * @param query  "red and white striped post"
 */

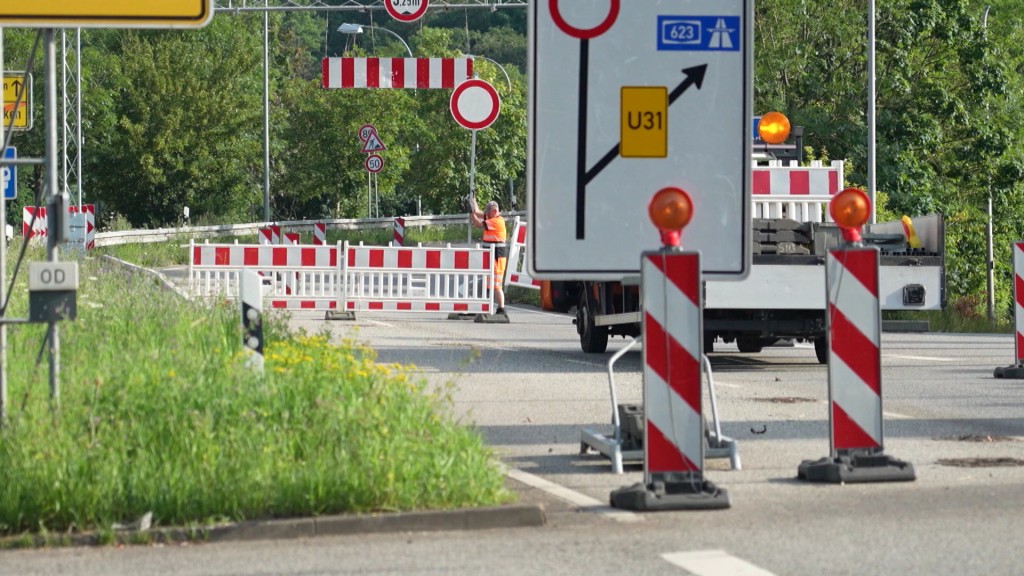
xmin=313 ymin=222 xmax=327 ymax=246
xmin=393 ymin=216 xmax=405 ymax=246
xmin=994 ymin=242 xmax=1024 ymax=378
xmin=798 ymin=188 xmax=914 ymax=483
xmin=610 ymin=187 xmax=729 ymax=511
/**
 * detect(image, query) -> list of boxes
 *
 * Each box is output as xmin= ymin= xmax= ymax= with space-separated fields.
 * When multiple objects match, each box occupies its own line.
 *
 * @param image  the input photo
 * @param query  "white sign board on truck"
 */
xmin=528 ymin=0 xmax=752 ymax=280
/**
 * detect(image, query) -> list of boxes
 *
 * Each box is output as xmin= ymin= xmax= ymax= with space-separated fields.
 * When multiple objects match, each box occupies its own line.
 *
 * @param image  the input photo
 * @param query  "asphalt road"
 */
xmin=4 ymin=301 xmax=1024 ymax=576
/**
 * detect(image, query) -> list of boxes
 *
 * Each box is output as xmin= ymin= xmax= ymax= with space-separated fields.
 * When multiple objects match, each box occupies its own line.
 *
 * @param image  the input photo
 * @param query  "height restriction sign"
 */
xmin=528 ymin=0 xmax=752 ymax=281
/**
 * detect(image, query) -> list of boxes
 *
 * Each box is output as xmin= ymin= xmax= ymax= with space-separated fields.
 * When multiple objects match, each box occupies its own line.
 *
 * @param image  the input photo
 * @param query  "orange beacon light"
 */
xmin=649 ymin=187 xmax=693 ymax=248
xmin=757 ymin=111 xmax=791 ymax=145
xmin=829 ymin=187 xmax=872 ymax=243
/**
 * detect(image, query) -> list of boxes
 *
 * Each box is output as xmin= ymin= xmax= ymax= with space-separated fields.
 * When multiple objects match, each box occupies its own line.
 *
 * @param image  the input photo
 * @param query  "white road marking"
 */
xmin=364 ymin=319 xmax=395 ymax=327
xmin=504 ymin=467 xmax=643 ymax=523
xmin=883 ymin=411 xmax=913 ymax=419
xmin=662 ymin=550 xmax=777 ymax=576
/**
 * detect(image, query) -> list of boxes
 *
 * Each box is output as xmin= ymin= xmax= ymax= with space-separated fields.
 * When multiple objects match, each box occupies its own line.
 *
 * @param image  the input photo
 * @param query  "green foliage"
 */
xmin=0 ymin=256 xmax=510 ymax=537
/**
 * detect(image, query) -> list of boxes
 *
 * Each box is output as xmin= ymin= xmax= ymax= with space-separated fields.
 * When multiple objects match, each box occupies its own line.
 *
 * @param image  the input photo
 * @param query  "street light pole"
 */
xmin=982 ymin=5 xmax=995 ymax=324
xmin=337 ymin=23 xmax=413 ymax=58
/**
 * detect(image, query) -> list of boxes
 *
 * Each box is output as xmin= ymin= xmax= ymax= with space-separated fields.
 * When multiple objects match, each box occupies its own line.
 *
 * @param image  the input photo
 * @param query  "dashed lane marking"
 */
xmin=662 ymin=550 xmax=778 ymax=576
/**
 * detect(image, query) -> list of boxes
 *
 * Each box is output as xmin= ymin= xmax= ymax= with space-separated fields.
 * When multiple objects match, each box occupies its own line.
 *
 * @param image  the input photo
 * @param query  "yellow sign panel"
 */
xmin=3 ymin=73 xmax=30 ymax=104
xmin=0 ymin=1 xmax=212 ymax=28
xmin=620 ymin=87 xmax=668 ymax=158
xmin=3 ymin=102 xmax=31 ymax=130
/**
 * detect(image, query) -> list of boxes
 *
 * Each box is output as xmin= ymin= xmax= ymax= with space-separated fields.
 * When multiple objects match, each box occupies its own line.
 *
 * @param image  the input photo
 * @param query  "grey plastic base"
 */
xmin=324 ymin=310 xmax=355 ymax=321
xmin=447 ymin=313 xmax=478 ymax=320
xmin=994 ymin=365 xmax=1024 ymax=379
xmin=474 ymin=313 xmax=510 ymax=324
xmin=610 ymin=475 xmax=730 ymax=511
xmin=798 ymin=453 xmax=916 ymax=483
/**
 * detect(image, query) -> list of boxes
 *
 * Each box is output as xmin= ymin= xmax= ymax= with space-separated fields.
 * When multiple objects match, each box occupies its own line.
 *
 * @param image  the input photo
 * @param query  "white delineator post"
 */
xmin=240 ymin=269 xmax=264 ymax=373
xmin=798 ymin=187 xmax=914 ymax=482
xmin=994 ymin=241 xmax=1024 ymax=378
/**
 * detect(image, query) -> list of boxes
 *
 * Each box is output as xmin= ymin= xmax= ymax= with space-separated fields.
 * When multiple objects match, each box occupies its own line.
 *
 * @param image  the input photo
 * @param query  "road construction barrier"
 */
xmin=994 ymin=241 xmax=1024 ymax=378
xmin=23 ymin=205 xmax=96 ymax=249
xmin=610 ymin=250 xmax=730 ymax=511
xmin=798 ymin=245 xmax=915 ymax=482
xmin=257 ymin=225 xmax=281 ymax=245
xmin=505 ymin=217 xmax=541 ymax=291
xmin=189 ymin=240 xmax=345 ymax=310
xmin=341 ymin=242 xmax=494 ymax=315
xmin=313 ymin=222 xmax=327 ymax=245
xmin=752 ymin=160 xmax=843 ymax=222
xmin=393 ymin=217 xmax=405 ymax=246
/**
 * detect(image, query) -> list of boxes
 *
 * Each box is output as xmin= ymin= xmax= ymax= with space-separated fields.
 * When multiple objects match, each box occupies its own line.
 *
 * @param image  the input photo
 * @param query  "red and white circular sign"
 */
xmin=449 ymin=79 xmax=501 ymax=131
xmin=357 ymin=124 xmax=376 ymax=142
xmin=384 ymin=0 xmax=428 ymax=23
xmin=365 ymin=154 xmax=384 ymax=173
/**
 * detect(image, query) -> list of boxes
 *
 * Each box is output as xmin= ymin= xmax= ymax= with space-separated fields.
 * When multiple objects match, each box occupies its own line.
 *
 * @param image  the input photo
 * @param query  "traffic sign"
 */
xmin=0 ymin=1 xmax=212 ymax=28
xmin=449 ymin=79 xmax=500 ymax=131
xmin=2 ymin=72 xmax=32 ymax=131
xmin=365 ymin=154 xmax=384 ymax=173
xmin=384 ymin=0 xmax=428 ymax=23
xmin=360 ymin=130 xmax=386 ymax=153
xmin=2 ymin=147 xmax=15 ymax=200
xmin=358 ymin=123 xmax=377 ymax=142
xmin=528 ymin=0 xmax=752 ymax=281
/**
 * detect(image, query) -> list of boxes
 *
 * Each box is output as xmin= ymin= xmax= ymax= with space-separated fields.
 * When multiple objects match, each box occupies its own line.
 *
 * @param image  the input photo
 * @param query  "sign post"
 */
xmin=528 ymin=0 xmax=753 ymax=280
xmin=450 ymin=78 xmax=501 ymax=243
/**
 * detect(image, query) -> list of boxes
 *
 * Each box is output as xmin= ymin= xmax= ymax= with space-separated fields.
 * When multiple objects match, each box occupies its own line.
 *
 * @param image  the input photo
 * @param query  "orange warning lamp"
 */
xmin=757 ymin=111 xmax=791 ymax=145
xmin=648 ymin=187 xmax=693 ymax=248
xmin=829 ymin=187 xmax=872 ymax=243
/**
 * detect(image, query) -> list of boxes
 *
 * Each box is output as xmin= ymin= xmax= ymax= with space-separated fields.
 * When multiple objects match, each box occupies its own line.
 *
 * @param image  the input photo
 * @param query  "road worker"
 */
xmin=468 ymin=196 xmax=507 ymax=316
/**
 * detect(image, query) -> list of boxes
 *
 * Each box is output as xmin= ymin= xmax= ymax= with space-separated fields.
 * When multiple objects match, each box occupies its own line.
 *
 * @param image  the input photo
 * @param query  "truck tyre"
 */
xmin=814 ymin=337 xmax=828 ymax=364
xmin=736 ymin=337 xmax=764 ymax=354
xmin=577 ymin=291 xmax=609 ymax=353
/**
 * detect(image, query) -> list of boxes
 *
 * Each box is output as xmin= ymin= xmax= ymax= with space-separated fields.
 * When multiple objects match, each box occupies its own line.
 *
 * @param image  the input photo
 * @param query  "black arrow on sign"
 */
xmin=576 ymin=64 xmax=708 ymax=240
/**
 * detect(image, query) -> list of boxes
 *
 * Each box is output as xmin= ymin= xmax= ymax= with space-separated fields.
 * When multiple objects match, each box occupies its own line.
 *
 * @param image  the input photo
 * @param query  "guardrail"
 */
xmin=93 ymin=211 xmax=526 ymax=248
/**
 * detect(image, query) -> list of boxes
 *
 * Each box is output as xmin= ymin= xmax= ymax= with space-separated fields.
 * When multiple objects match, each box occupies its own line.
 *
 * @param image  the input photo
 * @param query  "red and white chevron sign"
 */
xmin=321 ymin=57 xmax=473 ymax=89
xmin=642 ymin=251 xmax=704 ymax=477
xmin=826 ymin=247 xmax=883 ymax=452
xmin=1014 ymin=243 xmax=1024 ymax=365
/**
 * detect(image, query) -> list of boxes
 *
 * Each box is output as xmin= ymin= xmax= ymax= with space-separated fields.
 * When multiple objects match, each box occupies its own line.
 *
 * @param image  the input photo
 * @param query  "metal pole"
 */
xmin=987 ymin=194 xmax=995 ymax=323
xmin=45 ymin=30 xmax=60 ymax=408
xmin=0 ymin=28 xmax=7 ymax=425
xmin=262 ymin=2 xmax=271 ymax=222
xmin=867 ymin=0 xmax=877 ymax=224
xmin=467 ymin=129 xmax=476 ymax=244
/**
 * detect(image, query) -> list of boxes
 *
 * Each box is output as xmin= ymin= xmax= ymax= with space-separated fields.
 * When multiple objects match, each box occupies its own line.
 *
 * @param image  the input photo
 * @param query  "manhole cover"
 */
xmin=935 ymin=434 xmax=1017 ymax=443
xmin=753 ymin=397 xmax=816 ymax=404
xmin=937 ymin=457 xmax=1024 ymax=468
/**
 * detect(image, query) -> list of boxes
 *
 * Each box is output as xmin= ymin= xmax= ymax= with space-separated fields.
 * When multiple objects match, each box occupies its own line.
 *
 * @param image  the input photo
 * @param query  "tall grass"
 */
xmin=0 ymin=251 xmax=509 ymax=537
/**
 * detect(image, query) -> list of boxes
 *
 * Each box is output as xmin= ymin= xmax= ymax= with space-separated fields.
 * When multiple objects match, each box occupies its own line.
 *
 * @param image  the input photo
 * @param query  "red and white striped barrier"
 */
xmin=798 ymin=245 xmax=915 ymax=482
xmin=393 ymin=216 xmax=405 ymax=246
xmin=189 ymin=240 xmax=345 ymax=310
xmin=313 ymin=222 xmax=327 ymax=245
xmin=321 ymin=57 xmax=473 ymax=90
xmin=342 ymin=242 xmax=495 ymax=315
xmin=505 ymin=217 xmax=540 ymax=290
xmin=610 ymin=250 xmax=729 ymax=510
xmin=752 ymin=160 xmax=844 ymax=222
xmin=284 ymin=232 xmax=300 ymax=245
xmin=67 ymin=204 xmax=96 ymax=250
xmin=994 ymin=242 xmax=1024 ymax=378
xmin=258 ymin=225 xmax=281 ymax=245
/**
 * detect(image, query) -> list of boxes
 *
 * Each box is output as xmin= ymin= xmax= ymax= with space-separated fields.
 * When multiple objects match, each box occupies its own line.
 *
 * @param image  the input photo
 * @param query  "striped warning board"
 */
xmin=321 ymin=57 xmax=473 ymax=89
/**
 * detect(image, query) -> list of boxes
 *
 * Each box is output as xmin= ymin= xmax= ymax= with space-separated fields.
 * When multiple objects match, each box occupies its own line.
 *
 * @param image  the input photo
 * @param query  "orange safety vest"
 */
xmin=482 ymin=216 xmax=507 ymax=258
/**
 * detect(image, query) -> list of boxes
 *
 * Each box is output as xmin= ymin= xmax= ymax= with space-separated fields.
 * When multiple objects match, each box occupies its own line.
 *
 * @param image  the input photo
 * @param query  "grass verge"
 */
xmin=0 ymin=250 xmax=510 ymax=544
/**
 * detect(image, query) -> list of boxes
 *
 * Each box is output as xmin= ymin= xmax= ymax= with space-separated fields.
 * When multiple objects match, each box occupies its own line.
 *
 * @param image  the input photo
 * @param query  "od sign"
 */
xmin=28 ymin=261 xmax=79 ymax=292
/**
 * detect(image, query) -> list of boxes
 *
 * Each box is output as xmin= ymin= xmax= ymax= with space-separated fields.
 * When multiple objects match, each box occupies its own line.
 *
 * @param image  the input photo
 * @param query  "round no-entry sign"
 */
xmin=449 ymin=79 xmax=501 ymax=131
xmin=384 ymin=0 xmax=429 ymax=23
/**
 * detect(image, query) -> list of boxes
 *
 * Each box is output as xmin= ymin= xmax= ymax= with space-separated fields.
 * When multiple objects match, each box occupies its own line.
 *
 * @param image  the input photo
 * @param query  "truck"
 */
xmin=533 ymin=127 xmax=945 ymax=363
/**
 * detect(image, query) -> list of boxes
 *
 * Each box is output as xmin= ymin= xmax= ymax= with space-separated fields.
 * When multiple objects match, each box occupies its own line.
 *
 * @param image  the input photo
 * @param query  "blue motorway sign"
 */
xmin=657 ymin=16 xmax=742 ymax=52
xmin=1 ymin=147 xmax=14 ymax=200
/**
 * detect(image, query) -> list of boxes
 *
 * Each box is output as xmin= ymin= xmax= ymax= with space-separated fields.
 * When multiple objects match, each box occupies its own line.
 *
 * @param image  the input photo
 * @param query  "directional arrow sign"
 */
xmin=2 ymin=72 xmax=32 ymax=131
xmin=528 ymin=1 xmax=752 ymax=280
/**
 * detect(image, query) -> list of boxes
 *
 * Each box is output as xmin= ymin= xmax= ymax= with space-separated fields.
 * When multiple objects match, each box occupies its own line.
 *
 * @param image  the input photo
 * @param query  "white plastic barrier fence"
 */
xmin=505 ymin=217 xmax=541 ymax=291
xmin=189 ymin=240 xmax=346 ymax=310
xmin=752 ymin=160 xmax=844 ymax=222
xmin=343 ymin=242 xmax=495 ymax=314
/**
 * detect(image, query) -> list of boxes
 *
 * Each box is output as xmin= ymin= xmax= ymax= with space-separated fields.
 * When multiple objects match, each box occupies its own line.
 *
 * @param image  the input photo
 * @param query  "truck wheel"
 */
xmin=736 ymin=337 xmax=764 ymax=353
xmin=577 ymin=291 xmax=609 ymax=353
xmin=814 ymin=337 xmax=828 ymax=364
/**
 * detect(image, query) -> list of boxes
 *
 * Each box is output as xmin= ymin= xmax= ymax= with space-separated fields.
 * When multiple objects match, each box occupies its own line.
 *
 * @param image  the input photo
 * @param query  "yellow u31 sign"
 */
xmin=1 ymin=0 xmax=212 ymax=28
